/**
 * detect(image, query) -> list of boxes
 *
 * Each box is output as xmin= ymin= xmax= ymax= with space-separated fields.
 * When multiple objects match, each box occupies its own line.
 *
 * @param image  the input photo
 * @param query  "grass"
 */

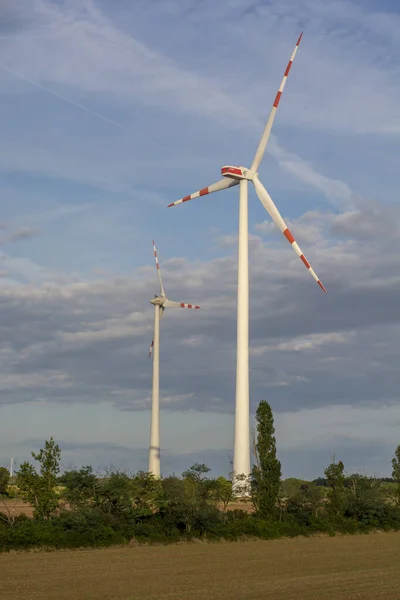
xmin=0 ymin=532 xmax=399 ymax=599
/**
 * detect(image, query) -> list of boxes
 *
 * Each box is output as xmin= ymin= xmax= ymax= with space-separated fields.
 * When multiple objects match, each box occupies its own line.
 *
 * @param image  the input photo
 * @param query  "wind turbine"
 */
xmin=148 ymin=241 xmax=200 ymax=477
xmin=168 ymin=34 xmax=326 ymax=481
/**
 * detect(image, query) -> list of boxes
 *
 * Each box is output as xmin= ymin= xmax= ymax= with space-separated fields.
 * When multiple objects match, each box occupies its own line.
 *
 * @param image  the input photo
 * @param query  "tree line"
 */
xmin=0 ymin=401 xmax=400 ymax=551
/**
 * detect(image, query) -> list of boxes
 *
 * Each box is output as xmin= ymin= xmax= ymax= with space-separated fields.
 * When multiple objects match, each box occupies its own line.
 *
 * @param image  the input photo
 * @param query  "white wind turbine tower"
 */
xmin=148 ymin=241 xmax=200 ymax=477
xmin=168 ymin=34 xmax=326 ymax=481
xmin=10 ymin=457 xmax=14 ymax=478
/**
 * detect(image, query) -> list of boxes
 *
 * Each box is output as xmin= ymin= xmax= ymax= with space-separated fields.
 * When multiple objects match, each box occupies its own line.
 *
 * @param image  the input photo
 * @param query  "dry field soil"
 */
xmin=1 ymin=532 xmax=400 ymax=599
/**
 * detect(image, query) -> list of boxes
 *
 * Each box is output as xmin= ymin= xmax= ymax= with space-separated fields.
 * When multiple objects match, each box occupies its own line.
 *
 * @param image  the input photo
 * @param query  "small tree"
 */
xmin=95 ymin=470 xmax=133 ymax=520
xmin=324 ymin=459 xmax=345 ymax=518
xmin=60 ymin=466 xmax=99 ymax=509
xmin=392 ymin=445 xmax=400 ymax=506
xmin=344 ymin=475 xmax=386 ymax=524
xmin=251 ymin=401 xmax=281 ymax=518
xmin=131 ymin=471 xmax=165 ymax=515
xmin=182 ymin=463 xmax=214 ymax=503
xmin=182 ymin=463 xmax=211 ymax=484
xmin=17 ymin=437 xmax=61 ymax=520
xmin=214 ymin=476 xmax=234 ymax=513
xmin=0 ymin=467 xmax=9 ymax=495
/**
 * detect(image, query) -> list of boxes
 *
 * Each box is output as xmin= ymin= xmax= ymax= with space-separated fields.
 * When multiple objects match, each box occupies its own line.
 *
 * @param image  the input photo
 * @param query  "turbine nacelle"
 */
xmin=150 ymin=296 xmax=165 ymax=307
xmin=221 ymin=166 xmax=256 ymax=181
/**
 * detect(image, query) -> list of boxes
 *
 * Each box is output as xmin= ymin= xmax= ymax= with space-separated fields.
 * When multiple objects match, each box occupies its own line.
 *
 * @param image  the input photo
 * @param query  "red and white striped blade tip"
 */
xmin=167 ymin=188 xmax=210 ymax=208
xmin=180 ymin=303 xmax=200 ymax=309
xmin=282 ymin=228 xmax=327 ymax=293
xmin=168 ymin=178 xmax=238 ymax=208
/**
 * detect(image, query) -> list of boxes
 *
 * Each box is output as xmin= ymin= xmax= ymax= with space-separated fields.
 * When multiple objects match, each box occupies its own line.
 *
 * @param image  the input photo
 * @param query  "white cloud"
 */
xmin=0 ymin=0 xmax=390 ymax=206
xmin=250 ymin=331 xmax=352 ymax=356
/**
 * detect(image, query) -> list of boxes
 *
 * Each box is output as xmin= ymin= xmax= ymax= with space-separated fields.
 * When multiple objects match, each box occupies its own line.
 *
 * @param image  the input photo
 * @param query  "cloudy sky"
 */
xmin=0 ymin=0 xmax=400 ymax=479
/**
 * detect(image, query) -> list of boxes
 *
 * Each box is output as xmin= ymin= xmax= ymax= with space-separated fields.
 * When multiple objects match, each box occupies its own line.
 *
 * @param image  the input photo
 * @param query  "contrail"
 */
xmin=1 ymin=64 xmax=162 ymax=148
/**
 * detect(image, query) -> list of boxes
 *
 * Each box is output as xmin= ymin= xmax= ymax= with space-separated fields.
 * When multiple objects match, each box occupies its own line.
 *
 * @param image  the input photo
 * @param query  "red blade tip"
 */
xmin=297 ymin=32 xmax=303 ymax=46
xmin=318 ymin=281 xmax=327 ymax=293
xmin=167 ymin=202 xmax=174 ymax=208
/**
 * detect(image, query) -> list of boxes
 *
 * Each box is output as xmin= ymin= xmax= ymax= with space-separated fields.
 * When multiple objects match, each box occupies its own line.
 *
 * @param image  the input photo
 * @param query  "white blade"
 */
xmin=152 ymin=240 xmax=165 ymax=297
xmin=253 ymin=176 xmax=326 ymax=292
xmin=168 ymin=178 xmax=239 ymax=208
xmin=251 ymin=33 xmax=303 ymax=172
xmin=164 ymin=300 xmax=200 ymax=309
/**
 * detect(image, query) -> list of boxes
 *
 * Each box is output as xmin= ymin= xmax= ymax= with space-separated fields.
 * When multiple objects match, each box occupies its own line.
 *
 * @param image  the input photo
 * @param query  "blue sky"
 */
xmin=1 ymin=0 xmax=400 ymax=479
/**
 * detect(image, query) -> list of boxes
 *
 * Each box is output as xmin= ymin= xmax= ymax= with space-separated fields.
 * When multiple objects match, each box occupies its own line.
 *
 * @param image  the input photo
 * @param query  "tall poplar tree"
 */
xmin=392 ymin=444 xmax=400 ymax=506
xmin=251 ymin=401 xmax=281 ymax=517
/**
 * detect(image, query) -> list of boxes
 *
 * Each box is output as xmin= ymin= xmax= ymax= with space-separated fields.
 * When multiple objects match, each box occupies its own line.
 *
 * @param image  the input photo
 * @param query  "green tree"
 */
xmin=95 ymin=471 xmax=133 ymax=520
xmin=131 ymin=471 xmax=165 ymax=515
xmin=282 ymin=480 xmax=324 ymax=520
xmin=17 ymin=437 xmax=61 ymax=520
xmin=0 ymin=467 xmax=9 ymax=495
xmin=182 ymin=463 xmax=211 ymax=484
xmin=60 ymin=466 xmax=99 ymax=509
xmin=344 ymin=475 xmax=387 ymax=526
xmin=280 ymin=478 xmax=305 ymax=499
xmin=392 ymin=445 xmax=400 ymax=506
xmin=324 ymin=459 xmax=345 ymax=518
xmin=251 ymin=401 xmax=281 ymax=518
xmin=182 ymin=463 xmax=215 ymax=503
xmin=214 ymin=476 xmax=234 ymax=513
xmin=160 ymin=464 xmax=220 ymax=535
xmin=162 ymin=476 xmax=199 ymax=534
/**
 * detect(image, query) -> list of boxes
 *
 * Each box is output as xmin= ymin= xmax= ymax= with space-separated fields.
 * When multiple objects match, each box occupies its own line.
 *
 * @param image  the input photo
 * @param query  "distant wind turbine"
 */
xmin=168 ymin=34 xmax=326 ymax=481
xmin=148 ymin=241 xmax=200 ymax=477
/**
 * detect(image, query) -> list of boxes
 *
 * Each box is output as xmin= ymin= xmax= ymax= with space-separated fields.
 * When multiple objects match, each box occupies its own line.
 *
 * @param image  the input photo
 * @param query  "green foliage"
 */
xmin=251 ymin=401 xmax=281 ymax=518
xmin=324 ymin=460 xmax=346 ymax=518
xmin=94 ymin=471 xmax=133 ymax=520
xmin=131 ymin=471 xmax=165 ymax=515
xmin=392 ymin=445 xmax=400 ymax=506
xmin=0 ymin=467 xmax=9 ymax=496
xmin=312 ymin=477 xmax=328 ymax=487
xmin=284 ymin=481 xmax=324 ymax=522
xmin=160 ymin=468 xmax=221 ymax=536
xmin=214 ymin=476 xmax=234 ymax=512
xmin=344 ymin=475 xmax=399 ymax=529
xmin=17 ymin=437 xmax=61 ymax=520
xmin=60 ymin=466 xmax=98 ymax=509
xmin=2 ymin=439 xmax=400 ymax=553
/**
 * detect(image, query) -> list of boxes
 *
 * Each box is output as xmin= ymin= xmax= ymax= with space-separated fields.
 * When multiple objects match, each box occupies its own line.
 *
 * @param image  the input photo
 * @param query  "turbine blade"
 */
xmin=168 ymin=178 xmax=239 ymax=208
xmin=253 ymin=177 xmax=326 ymax=292
xmin=148 ymin=339 xmax=154 ymax=358
xmin=164 ymin=300 xmax=200 ymax=309
xmin=152 ymin=240 xmax=165 ymax=297
xmin=251 ymin=33 xmax=303 ymax=172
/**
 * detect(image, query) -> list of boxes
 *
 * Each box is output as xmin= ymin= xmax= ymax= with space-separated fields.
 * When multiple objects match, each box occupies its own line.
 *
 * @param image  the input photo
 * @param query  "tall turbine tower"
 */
xmin=148 ymin=241 xmax=200 ymax=477
xmin=168 ymin=34 xmax=326 ymax=480
xmin=10 ymin=457 xmax=14 ymax=478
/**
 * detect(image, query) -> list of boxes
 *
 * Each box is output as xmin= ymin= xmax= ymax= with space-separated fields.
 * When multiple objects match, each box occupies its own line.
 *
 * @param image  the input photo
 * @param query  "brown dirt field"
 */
xmin=0 ymin=500 xmax=34 ymax=517
xmin=1 ymin=533 xmax=400 ymax=600
xmin=227 ymin=500 xmax=254 ymax=512
xmin=2 ymin=500 xmax=252 ymax=518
